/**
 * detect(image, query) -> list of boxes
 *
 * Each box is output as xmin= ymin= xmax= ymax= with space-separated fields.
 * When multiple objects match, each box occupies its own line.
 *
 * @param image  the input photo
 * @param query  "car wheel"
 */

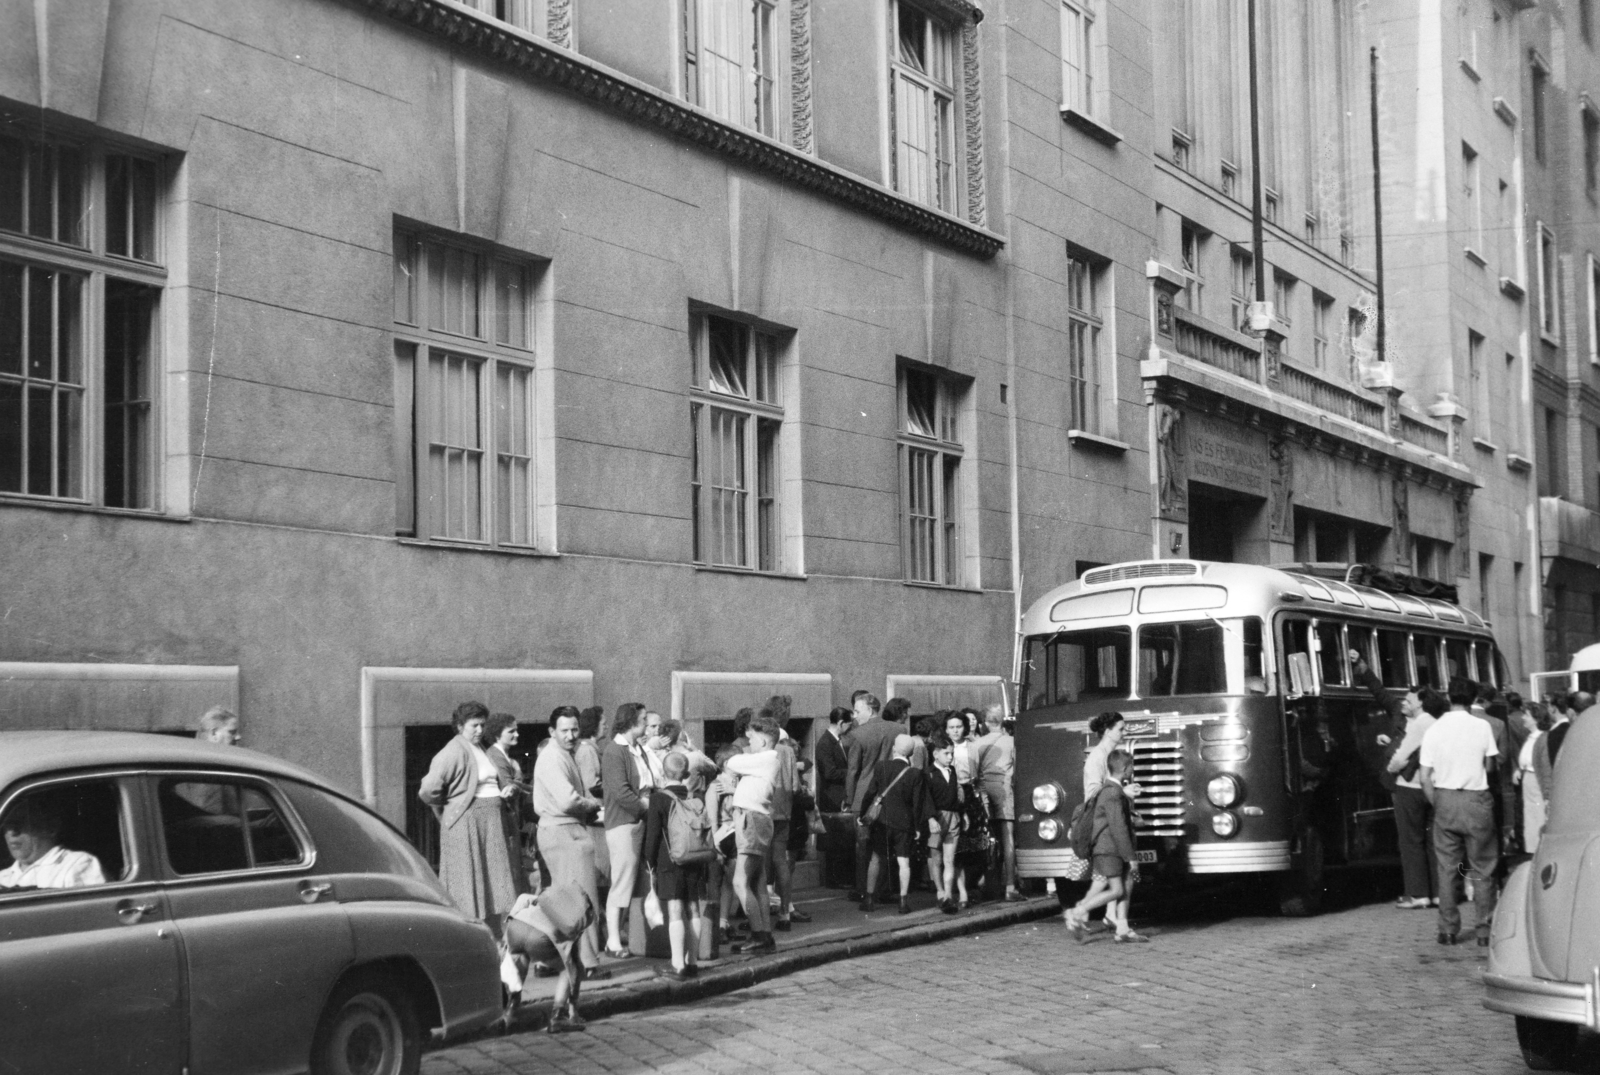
xmin=1515 ymin=1016 xmax=1577 ymax=1071
xmin=1277 ymin=827 xmax=1325 ymax=918
xmin=311 ymin=971 xmax=422 ymax=1075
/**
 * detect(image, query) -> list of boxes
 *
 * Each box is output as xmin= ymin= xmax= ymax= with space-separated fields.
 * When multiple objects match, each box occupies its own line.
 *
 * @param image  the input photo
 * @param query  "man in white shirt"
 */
xmin=1 ymin=802 xmax=105 ymax=890
xmin=724 ymin=712 xmax=782 ymax=953
xmin=1420 ymin=676 xmax=1500 ymax=947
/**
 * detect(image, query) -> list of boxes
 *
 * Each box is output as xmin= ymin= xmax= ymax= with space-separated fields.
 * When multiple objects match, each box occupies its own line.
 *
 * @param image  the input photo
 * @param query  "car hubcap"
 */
xmin=330 ymin=993 xmax=402 ymax=1075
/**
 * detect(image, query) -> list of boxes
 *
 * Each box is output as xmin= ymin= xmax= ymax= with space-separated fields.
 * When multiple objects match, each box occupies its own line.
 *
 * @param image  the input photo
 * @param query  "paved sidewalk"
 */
xmin=503 ymin=885 xmax=1058 ymax=1032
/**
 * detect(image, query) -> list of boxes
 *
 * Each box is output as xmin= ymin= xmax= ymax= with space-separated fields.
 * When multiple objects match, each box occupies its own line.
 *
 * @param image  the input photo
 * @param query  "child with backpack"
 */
xmin=1063 ymin=749 xmax=1149 ymax=944
xmin=642 ymin=751 xmax=714 ymax=978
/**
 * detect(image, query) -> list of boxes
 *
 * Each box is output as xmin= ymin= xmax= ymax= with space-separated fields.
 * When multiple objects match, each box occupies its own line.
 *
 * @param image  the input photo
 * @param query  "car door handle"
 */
xmin=298 ymin=881 xmax=333 ymax=904
xmin=116 ymin=900 xmax=160 ymax=924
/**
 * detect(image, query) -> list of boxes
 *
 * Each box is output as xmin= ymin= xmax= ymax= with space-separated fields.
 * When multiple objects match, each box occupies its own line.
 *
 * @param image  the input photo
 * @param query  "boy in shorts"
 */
xmin=1063 ymin=750 xmax=1149 ymax=944
xmin=723 ymin=712 xmax=781 ymax=953
xmin=501 ymin=883 xmax=597 ymax=1033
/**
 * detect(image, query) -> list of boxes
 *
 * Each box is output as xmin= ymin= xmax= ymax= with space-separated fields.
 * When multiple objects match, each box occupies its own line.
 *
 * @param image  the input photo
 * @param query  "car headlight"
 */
xmin=1032 ymin=783 xmax=1061 ymax=814
xmin=1211 ymin=811 xmax=1238 ymax=837
xmin=1206 ymin=773 xmax=1242 ymax=808
xmin=1038 ymin=818 xmax=1061 ymax=842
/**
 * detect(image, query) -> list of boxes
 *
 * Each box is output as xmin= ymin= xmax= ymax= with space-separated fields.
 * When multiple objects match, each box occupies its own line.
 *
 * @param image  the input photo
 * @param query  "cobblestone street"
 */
xmin=425 ymin=893 xmax=1528 ymax=1075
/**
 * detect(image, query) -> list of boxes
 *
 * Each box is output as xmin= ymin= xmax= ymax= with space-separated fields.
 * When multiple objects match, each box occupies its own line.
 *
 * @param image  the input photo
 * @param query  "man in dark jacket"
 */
xmin=858 ymin=734 xmax=933 ymax=914
xmin=843 ymin=694 xmax=906 ymax=900
xmin=815 ymin=705 xmax=855 ymax=888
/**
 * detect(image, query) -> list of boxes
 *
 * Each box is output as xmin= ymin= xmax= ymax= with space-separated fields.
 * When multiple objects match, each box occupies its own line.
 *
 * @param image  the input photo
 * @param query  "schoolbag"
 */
xmin=1069 ymin=791 xmax=1100 ymax=861
xmin=666 ymin=794 xmax=717 ymax=866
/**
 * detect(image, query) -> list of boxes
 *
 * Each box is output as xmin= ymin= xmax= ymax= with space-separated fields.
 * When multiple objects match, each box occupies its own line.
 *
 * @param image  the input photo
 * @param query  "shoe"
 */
xmin=661 ymin=967 xmax=688 ymax=981
xmin=1428 ymin=898 xmax=1440 ymax=907
xmin=1066 ymin=918 xmax=1088 ymax=944
xmin=774 ymin=917 xmax=792 ymax=932
xmin=957 ymin=899 xmax=969 ymax=911
xmin=845 ymin=891 xmax=864 ymax=902
xmin=1477 ymin=934 xmax=1491 ymax=948
xmin=682 ymin=964 xmax=700 ymax=977
xmin=584 ymin=967 xmax=612 ymax=981
xmin=530 ymin=962 xmax=557 ymax=978
xmin=547 ymin=1014 xmax=587 ymax=1034
xmin=788 ymin=909 xmax=812 ymax=923
xmin=898 ymin=897 xmax=912 ymax=915
xmin=1395 ymin=896 xmax=1430 ymax=910
xmin=860 ymin=897 xmax=876 ymax=912
xmin=1113 ymin=930 xmax=1151 ymax=944
xmin=736 ymin=932 xmax=777 ymax=954
xmin=1436 ymin=932 xmax=1458 ymax=946
xmin=941 ymin=899 xmax=958 ymax=915
xmin=603 ymin=947 xmax=632 ymax=960
xmin=1004 ymin=890 xmax=1028 ymax=903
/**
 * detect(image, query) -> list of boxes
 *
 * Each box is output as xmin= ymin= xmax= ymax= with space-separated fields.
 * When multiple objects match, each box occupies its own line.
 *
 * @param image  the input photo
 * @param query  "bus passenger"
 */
xmin=1064 ymin=750 xmax=1147 ymax=943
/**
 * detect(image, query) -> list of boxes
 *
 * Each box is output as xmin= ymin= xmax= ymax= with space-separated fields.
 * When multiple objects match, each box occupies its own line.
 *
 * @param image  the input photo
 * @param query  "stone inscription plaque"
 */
xmin=1185 ymin=414 xmax=1268 ymax=497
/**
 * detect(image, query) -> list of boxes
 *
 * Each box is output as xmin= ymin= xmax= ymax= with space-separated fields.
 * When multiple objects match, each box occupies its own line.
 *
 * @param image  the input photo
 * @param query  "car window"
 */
xmin=0 ymin=778 xmax=128 ymax=894
xmin=158 ymin=778 xmax=305 ymax=876
xmin=276 ymin=779 xmax=440 ymax=884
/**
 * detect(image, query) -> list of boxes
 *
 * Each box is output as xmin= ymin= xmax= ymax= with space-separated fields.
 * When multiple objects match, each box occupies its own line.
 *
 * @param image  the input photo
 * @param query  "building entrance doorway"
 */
xmin=1188 ymin=483 xmax=1264 ymax=563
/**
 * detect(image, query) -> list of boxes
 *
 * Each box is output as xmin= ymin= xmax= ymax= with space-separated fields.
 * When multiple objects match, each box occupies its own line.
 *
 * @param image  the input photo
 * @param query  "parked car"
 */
xmin=1484 ymin=714 xmax=1600 ymax=1070
xmin=0 ymin=731 xmax=503 ymax=1075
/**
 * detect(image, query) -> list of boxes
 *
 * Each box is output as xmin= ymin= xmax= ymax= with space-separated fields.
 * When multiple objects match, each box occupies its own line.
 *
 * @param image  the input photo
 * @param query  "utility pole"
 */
xmin=1370 ymin=46 xmax=1387 ymax=365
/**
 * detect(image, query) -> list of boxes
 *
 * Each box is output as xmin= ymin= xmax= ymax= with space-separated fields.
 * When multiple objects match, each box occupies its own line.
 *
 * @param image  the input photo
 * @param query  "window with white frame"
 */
xmin=1538 ymin=223 xmax=1559 ymax=338
xmin=457 ymin=0 xmax=564 ymax=41
xmin=690 ymin=312 xmax=788 ymax=572
xmin=1532 ymin=57 xmax=1549 ymax=165
xmin=393 ymin=228 xmax=543 ymax=548
xmin=1066 ymin=250 xmax=1105 ymax=435
xmin=1273 ymin=271 xmax=1295 ymax=328
xmin=1589 ymin=254 xmax=1600 ymax=364
xmin=1312 ymin=292 xmax=1332 ymax=370
xmin=683 ymin=0 xmax=786 ymax=140
xmin=1179 ymin=221 xmax=1204 ymax=313
xmin=1584 ymin=106 xmax=1600 ymax=195
xmin=1462 ymin=142 xmax=1483 ymax=255
xmin=1468 ymin=329 xmax=1489 ymax=436
xmin=889 ymin=0 xmax=960 ymax=214
xmin=1060 ymin=0 xmax=1104 ymax=119
xmin=0 ymin=128 xmax=165 ymax=510
xmin=898 ymin=364 xmax=969 ymax=586
xmin=1229 ymin=247 xmax=1255 ymax=331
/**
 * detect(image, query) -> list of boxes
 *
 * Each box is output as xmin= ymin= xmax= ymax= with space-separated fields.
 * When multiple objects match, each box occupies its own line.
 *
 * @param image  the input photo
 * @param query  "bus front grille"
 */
xmin=1129 ymin=740 xmax=1186 ymax=837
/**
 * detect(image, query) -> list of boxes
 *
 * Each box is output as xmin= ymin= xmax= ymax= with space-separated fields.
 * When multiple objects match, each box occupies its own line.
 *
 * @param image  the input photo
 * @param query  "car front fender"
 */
xmin=1489 ymin=860 xmax=1534 ymax=978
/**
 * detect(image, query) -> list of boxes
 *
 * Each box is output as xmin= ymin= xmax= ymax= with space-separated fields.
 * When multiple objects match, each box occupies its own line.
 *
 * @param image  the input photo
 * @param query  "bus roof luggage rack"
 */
xmin=1271 ymin=562 xmax=1459 ymax=604
xmin=1081 ymin=560 xmax=1202 ymax=586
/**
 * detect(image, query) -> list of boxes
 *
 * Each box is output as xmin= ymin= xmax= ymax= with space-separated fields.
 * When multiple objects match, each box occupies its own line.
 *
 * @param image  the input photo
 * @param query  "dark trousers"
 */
xmin=820 ymin=814 xmax=856 ymax=887
xmin=1393 ymin=785 xmax=1435 ymax=899
xmin=1433 ymin=788 xmax=1499 ymax=939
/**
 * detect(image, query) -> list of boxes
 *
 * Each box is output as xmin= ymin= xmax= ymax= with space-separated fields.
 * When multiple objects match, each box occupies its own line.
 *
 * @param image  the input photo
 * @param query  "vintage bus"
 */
xmin=1012 ymin=559 xmax=1507 ymax=914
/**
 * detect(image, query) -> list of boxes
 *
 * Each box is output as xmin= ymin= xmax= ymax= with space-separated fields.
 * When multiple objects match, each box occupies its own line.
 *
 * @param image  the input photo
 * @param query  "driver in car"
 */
xmin=0 ymin=801 xmax=106 ymax=890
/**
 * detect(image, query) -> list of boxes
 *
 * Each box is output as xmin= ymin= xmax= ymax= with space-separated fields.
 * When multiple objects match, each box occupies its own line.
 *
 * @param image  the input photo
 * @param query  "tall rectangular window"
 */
xmin=1462 ymin=142 xmax=1483 ymax=254
xmin=899 ymin=364 xmax=968 ymax=585
xmin=1532 ymin=59 xmax=1549 ymax=164
xmin=690 ymin=312 xmax=786 ymax=571
xmin=1179 ymin=221 xmax=1204 ymax=314
xmin=1230 ymin=247 xmax=1254 ymax=331
xmin=0 ymin=130 xmax=164 ymax=510
xmin=1060 ymin=0 xmax=1102 ymax=118
xmin=1506 ymin=352 xmax=1523 ymax=451
xmin=684 ymin=0 xmax=785 ymax=139
xmin=1538 ymin=223 xmax=1559 ymax=338
xmin=1540 ymin=406 xmax=1565 ymax=497
xmin=1590 ymin=254 xmax=1600 ymax=365
xmin=1468 ymin=329 xmax=1488 ymax=440
xmin=393 ymin=229 xmax=541 ymax=548
xmin=1585 ymin=108 xmax=1600 ymax=195
xmin=1273 ymin=272 xmax=1295 ymax=327
xmin=890 ymin=0 xmax=959 ymax=214
xmin=1066 ymin=251 xmax=1104 ymax=434
xmin=1478 ymin=554 xmax=1493 ymax=620
xmin=1312 ymin=292 xmax=1332 ymax=370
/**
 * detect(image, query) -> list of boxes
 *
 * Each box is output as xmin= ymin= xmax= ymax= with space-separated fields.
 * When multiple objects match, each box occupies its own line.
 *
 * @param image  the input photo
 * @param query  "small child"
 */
xmin=501 ymin=883 xmax=596 ymax=1033
xmin=1064 ymin=750 xmax=1149 ymax=944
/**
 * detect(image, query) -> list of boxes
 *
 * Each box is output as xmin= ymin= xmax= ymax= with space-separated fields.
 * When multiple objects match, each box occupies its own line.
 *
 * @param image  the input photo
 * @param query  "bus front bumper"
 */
xmin=1015 ymin=839 xmax=1289 ymax=878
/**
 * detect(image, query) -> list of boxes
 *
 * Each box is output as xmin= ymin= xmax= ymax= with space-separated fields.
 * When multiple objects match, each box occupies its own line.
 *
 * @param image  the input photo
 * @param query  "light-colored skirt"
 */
xmin=439 ymin=799 xmax=518 ymax=921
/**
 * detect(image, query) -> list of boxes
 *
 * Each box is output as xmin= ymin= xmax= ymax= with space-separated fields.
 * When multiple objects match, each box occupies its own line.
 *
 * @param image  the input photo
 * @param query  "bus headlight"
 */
xmin=1211 ymin=811 xmax=1239 ymax=837
xmin=1038 ymin=818 xmax=1061 ymax=842
xmin=1206 ymin=774 xmax=1242 ymax=808
xmin=1032 ymin=783 xmax=1061 ymax=814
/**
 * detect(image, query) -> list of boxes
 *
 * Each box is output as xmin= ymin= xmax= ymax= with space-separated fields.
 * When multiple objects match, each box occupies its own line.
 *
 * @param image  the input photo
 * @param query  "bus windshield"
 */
xmin=1022 ymin=627 xmax=1132 ymax=708
xmin=1140 ymin=620 xmax=1227 ymax=696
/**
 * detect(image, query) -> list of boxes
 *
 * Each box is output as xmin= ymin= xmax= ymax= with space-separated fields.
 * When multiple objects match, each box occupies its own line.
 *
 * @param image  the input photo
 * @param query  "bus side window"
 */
xmin=1472 ymin=640 xmax=1495 ymax=687
xmin=1281 ymin=619 xmax=1313 ymax=693
xmin=1412 ymin=634 xmax=1443 ymax=689
xmin=1377 ymin=629 xmax=1410 ymax=687
xmin=1493 ymin=647 xmax=1510 ymax=691
xmin=1242 ymin=618 xmax=1267 ymax=693
xmin=1347 ymin=625 xmax=1374 ymax=672
xmin=1314 ymin=621 xmax=1347 ymax=686
xmin=1445 ymin=637 xmax=1473 ymax=683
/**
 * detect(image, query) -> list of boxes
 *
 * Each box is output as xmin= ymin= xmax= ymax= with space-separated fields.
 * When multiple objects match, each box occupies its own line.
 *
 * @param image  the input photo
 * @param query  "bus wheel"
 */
xmin=1277 ymin=828 xmax=1325 ymax=917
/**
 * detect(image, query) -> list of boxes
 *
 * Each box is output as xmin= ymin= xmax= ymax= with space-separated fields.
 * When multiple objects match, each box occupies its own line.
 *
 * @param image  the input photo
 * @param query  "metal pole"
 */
xmin=1248 ymin=0 xmax=1265 ymax=304
xmin=1370 ymin=45 xmax=1387 ymax=364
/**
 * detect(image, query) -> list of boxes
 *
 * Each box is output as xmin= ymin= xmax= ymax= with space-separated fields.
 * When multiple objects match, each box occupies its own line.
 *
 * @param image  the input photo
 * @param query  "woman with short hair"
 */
xmin=418 ymin=700 xmax=519 ymax=934
xmin=600 ymin=701 xmax=651 ymax=958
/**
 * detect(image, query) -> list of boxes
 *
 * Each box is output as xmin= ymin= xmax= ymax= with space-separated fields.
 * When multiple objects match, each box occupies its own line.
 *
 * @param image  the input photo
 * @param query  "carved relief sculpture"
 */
xmin=961 ymin=19 xmax=987 ymax=226
xmin=790 ymin=0 xmax=814 ymax=154
xmin=1263 ymin=334 xmax=1281 ymax=384
xmin=547 ymin=0 xmax=571 ymax=48
xmin=1156 ymin=288 xmax=1173 ymax=337
xmin=1454 ymin=490 xmax=1472 ymax=576
xmin=1392 ymin=476 xmax=1411 ymax=568
xmin=1269 ymin=436 xmax=1294 ymax=540
xmin=1156 ymin=404 xmax=1187 ymax=519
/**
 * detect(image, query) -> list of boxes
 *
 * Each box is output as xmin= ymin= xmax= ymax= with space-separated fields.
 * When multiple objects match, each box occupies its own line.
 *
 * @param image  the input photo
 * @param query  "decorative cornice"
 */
xmin=357 ymin=0 xmax=1004 ymax=259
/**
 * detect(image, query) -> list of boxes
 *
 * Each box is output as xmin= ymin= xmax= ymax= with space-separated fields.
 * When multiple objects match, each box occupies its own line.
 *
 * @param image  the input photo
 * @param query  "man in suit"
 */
xmin=843 ymin=694 xmax=906 ymax=900
xmin=858 ymin=734 xmax=933 ymax=913
xmin=815 ymin=704 xmax=855 ymax=887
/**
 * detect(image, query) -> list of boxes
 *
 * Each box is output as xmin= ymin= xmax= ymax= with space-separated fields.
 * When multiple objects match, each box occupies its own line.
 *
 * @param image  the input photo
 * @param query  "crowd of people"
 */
xmin=415 ymin=691 xmax=1026 ymax=1030
xmin=1352 ymin=652 xmax=1577 ymax=946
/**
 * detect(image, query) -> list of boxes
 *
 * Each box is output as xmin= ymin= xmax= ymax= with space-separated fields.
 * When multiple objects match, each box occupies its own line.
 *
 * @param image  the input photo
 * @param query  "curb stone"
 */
xmin=487 ymin=896 xmax=1060 ymax=1036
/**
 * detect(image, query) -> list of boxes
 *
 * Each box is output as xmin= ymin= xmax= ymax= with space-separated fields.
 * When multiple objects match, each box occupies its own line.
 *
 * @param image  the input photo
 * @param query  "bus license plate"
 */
xmin=1133 ymin=850 xmax=1157 ymax=864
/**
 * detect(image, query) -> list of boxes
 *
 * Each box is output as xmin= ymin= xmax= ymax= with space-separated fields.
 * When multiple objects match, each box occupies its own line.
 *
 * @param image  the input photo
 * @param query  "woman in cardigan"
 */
xmin=485 ymin=711 xmax=533 ymax=894
xmin=419 ymin=700 xmax=519 ymax=934
xmin=599 ymin=701 xmax=652 ymax=958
